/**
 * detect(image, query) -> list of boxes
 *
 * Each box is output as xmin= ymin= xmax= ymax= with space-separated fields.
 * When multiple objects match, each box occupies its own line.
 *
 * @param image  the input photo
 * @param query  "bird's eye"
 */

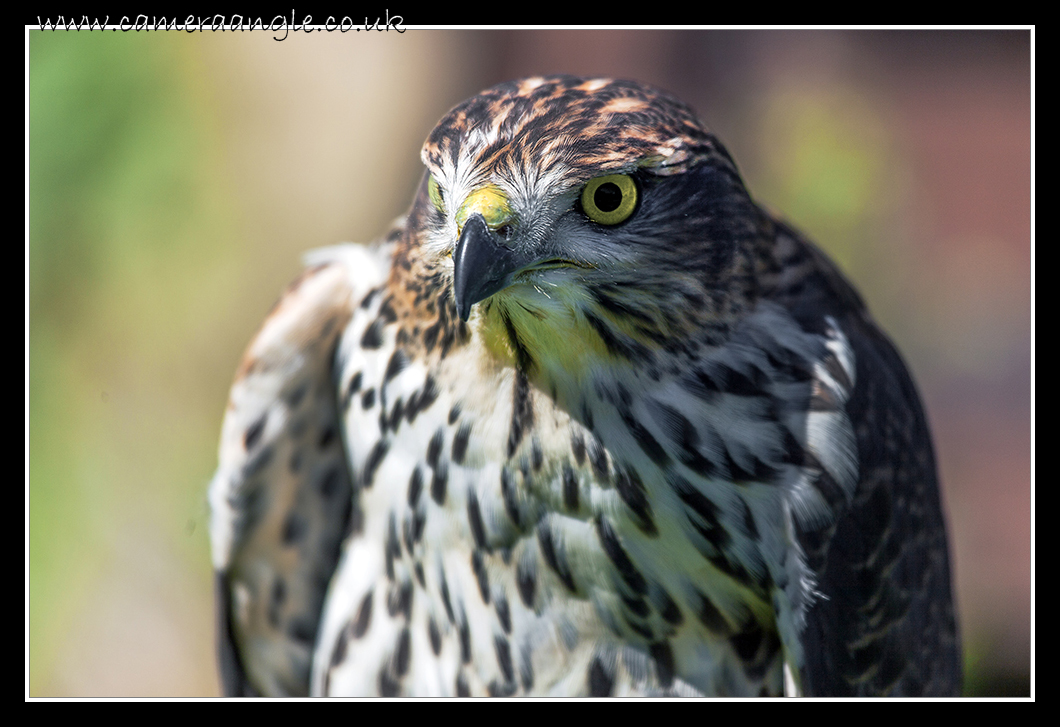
xmin=428 ymin=175 xmax=445 ymax=213
xmin=581 ymin=174 xmax=637 ymax=225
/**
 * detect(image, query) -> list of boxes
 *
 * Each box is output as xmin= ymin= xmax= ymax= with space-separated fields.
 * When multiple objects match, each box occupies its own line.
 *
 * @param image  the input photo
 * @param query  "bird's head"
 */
xmin=401 ymin=76 xmax=767 ymax=392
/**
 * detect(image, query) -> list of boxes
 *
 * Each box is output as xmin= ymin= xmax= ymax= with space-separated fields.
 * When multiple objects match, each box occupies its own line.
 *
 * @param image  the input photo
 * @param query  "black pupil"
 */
xmin=593 ymin=182 xmax=622 ymax=212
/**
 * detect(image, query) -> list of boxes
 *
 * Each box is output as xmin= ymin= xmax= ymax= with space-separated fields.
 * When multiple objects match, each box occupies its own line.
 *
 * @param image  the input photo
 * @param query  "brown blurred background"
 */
xmin=28 ymin=28 xmax=1031 ymax=697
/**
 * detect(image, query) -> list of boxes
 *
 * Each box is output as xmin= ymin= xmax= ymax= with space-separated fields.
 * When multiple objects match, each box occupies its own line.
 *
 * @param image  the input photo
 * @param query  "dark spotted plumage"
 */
xmin=211 ymin=76 xmax=960 ymax=696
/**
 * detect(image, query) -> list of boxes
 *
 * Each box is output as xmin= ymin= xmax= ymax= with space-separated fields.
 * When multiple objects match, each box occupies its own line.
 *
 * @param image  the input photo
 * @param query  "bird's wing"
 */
xmin=209 ymin=242 xmax=393 ymax=696
xmin=774 ymin=229 xmax=962 ymax=696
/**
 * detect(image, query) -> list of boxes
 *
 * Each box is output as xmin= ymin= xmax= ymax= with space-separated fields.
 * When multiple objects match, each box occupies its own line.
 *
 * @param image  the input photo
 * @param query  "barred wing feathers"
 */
xmin=209 ymin=242 xmax=392 ymax=696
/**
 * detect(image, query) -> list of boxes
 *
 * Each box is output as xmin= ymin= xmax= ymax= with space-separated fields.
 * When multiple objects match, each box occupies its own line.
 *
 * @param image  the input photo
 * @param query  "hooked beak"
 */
xmin=452 ymin=214 xmax=526 ymax=321
xmin=449 ymin=183 xmax=590 ymax=321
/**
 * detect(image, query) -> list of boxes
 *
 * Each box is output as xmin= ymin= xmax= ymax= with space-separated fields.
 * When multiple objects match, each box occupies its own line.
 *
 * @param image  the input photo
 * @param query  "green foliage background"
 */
xmin=30 ymin=32 xmax=237 ymax=695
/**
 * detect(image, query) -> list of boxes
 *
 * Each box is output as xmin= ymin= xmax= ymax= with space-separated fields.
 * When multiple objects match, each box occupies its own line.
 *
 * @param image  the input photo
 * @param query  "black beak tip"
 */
xmin=453 ymin=214 xmax=491 ymax=322
xmin=456 ymin=299 xmax=472 ymax=322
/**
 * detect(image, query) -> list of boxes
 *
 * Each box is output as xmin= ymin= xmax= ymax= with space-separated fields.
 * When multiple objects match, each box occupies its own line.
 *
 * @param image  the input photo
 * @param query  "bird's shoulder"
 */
xmin=762 ymin=220 xmax=961 ymax=696
xmin=209 ymin=238 xmax=396 ymax=696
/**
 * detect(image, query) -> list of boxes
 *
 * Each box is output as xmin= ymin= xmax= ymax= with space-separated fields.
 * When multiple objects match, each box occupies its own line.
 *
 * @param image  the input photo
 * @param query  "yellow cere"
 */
xmin=581 ymin=174 xmax=637 ymax=225
xmin=456 ymin=184 xmax=514 ymax=231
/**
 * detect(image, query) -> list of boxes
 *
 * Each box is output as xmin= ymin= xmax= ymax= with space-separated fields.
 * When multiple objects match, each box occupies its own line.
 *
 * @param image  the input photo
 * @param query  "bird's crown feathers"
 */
xmin=422 ymin=75 xmax=727 ymax=184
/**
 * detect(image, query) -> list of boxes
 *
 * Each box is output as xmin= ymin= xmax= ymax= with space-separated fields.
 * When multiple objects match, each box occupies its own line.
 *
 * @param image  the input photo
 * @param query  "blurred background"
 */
xmin=28 ymin=28 xmax=1031 ymax=697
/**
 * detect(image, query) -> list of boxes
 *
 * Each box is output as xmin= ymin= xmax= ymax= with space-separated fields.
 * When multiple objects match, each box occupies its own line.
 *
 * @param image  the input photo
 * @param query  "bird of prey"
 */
xmin=209 ymin=76 xmax=961 ymax=697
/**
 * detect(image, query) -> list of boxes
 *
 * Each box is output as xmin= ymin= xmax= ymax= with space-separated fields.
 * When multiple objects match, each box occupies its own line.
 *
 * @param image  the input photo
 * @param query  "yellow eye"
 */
xmin=581 ymin=174 xmax=637 ymax=225
xmin=428 ymin=175 xmax=445 ymax=213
